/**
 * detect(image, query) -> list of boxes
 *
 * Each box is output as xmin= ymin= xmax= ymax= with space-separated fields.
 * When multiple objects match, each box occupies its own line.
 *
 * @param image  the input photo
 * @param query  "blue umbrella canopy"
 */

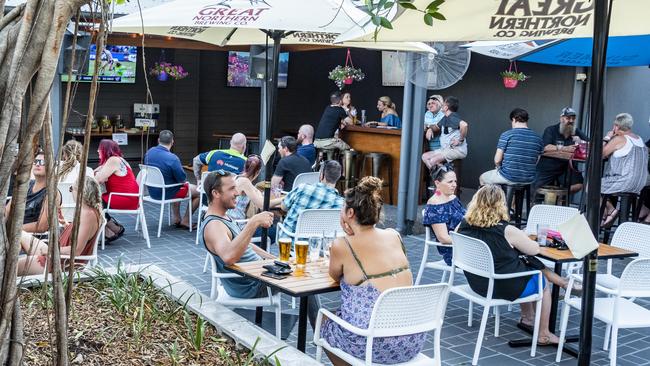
xmin=465 ymin=35 xmax=650 ymax=67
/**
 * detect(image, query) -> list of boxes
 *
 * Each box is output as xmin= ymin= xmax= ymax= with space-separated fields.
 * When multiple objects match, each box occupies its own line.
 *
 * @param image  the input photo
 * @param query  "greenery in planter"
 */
xmin=328 ymin=65 xmax=365 ymax=90
xmin=19 ymin=263 xmax=282 ymax=365
xmin=500 ymin=70 xmax=529 ymax=81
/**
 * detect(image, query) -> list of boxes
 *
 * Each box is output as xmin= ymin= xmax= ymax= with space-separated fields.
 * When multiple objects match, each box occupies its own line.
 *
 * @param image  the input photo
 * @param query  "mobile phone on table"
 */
xmin=261 ymin=271 xmax=287 ymax=280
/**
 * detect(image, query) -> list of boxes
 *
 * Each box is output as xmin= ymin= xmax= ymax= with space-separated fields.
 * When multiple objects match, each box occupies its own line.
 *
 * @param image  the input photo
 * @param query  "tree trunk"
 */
xmin=0 ymin=0 xmax=89 ymax=364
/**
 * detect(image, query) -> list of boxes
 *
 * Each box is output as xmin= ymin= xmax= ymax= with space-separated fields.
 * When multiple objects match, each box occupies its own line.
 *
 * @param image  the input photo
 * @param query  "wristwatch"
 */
xmin=603 ymin=136 xmax=611 ymax=142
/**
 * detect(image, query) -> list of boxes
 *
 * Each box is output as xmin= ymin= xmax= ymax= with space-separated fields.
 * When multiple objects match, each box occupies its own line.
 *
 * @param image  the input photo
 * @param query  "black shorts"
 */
xmin=534 ymin=169 xmax=584 ymax=192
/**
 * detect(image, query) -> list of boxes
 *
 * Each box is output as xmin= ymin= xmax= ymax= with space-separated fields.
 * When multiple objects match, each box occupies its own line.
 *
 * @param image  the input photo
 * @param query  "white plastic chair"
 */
xmin=202 ymin=219 xmax=267 ymax=273
xmin=58 ymin=182 xmax=76 ymax=222
xmin=448 ymin=232 xmax=543 ymax=366
xmin=525 ymin=204 xmax=581 ymax=273
xmin=207 ymin=255 xmax=282 ymax=338
xmin=195 ymin=171 xmax=211 ymax=245
xmin=276 ymin=208 xmax=343 ymax=242
xmin=415 ymin=209 xmax=461 ymax=285
xmin=313 ymin=283 xmax=450 ymax=366
xmin=102 ymin=170 xmax=150 ymax=249
xmin=140 ymin=164 xmax=192 ymax=237
xmin=281 ymin=172 xmax=320 ymax=195
xmin=556 ymin=258 xmax=650 ymax=365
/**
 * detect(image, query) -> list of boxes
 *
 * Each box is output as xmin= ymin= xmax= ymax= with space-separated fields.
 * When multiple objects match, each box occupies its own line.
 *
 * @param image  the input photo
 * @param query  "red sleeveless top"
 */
xmin=102 ymin=159 xmax=140 ymax=210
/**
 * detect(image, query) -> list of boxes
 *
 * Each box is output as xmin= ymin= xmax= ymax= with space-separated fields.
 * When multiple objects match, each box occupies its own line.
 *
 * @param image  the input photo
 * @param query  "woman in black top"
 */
xmin=457 ymin=185 xmax=559 ymax=346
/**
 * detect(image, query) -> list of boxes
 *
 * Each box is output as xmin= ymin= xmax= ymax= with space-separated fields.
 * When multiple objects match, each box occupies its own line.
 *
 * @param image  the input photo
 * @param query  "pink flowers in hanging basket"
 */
xmin=149 ymin=62 xmax=189 ymax=81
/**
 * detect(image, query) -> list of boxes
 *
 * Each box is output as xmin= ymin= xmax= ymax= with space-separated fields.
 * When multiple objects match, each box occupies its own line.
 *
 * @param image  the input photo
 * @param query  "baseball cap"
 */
xmin=561 ymin=107 xmax=577 ymax=117
xmin=428 ymin=94 xmax=444 ymax=104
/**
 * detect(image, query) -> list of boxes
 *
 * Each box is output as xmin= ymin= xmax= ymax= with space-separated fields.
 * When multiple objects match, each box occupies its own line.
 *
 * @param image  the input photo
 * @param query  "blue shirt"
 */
xmin=381 ymin=114 xmax=401 ymax=129
xmin=297 ymin=143 xmax=316 ymax=166
xmin=199 ymin=148 xmax=246 ymax=174
xmin=424 ymin=110 xmax=444 ymax=151
xmin=423 ymin=197 xmax=466 ymax=265
xmin=282 ymin=183 xmax=344 ymax=237
xmin=497 ymin=128 xmax=544 ymax=183
xmin=144 ymin=145 xmax=187 ymax=200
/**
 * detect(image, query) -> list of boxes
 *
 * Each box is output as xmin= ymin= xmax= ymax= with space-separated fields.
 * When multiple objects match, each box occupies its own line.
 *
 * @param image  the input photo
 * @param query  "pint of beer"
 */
xmin=295 ymin=240 xmax=309 ymax=266
xmin=278 ymin=237 xmax=292 ymax=262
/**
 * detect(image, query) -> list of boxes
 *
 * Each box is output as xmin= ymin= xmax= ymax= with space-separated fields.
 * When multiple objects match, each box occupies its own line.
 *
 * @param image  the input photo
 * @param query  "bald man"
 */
xmin=296 ymin=124 xmax=316 ymax=166
xmin=193 ymin=132 xmax=247 ymax=183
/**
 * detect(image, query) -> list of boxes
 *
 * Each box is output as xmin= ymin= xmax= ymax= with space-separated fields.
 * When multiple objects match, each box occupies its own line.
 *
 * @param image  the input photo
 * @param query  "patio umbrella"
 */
xmin=111 ymin=0 xmax=430 ymax=249
xmin=465 ymin=35 xmax=650 ymax=67
xmin=335 ymin=0 xmax=650 ymax=43
xmin=109 ymin=0 xmax=435 ymax=51
xmin=337 ymin=1 xmax=626 ymax=364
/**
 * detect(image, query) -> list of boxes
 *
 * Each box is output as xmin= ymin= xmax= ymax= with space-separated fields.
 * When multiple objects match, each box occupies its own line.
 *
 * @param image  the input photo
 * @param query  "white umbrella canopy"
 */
xmin=109 ymin=0 xmax=431 ymax=52
xmin=336 ymin=0 xmax=650 ymax=43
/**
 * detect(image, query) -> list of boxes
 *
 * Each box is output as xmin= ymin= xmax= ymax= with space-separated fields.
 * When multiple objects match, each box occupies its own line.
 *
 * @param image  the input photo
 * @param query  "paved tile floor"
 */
xmin=99 ymin=202 xmax=650 ymax=365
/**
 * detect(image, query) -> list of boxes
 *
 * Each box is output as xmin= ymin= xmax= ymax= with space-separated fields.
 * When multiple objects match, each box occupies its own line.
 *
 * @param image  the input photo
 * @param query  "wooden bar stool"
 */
xmin=360 ymin=152 xmax=394 ymax=204
xmin=536 ymin=186 xmax=569 ymax=206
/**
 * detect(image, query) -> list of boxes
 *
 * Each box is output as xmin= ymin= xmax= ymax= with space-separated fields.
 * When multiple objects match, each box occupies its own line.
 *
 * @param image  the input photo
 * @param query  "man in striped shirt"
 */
xmin=480 ymin=108 xmax=543 ymax=186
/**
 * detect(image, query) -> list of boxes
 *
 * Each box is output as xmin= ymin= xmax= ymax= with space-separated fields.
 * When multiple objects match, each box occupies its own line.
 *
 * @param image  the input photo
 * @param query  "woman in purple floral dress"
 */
xmin=320 ymin=177 xmax=426 ymax=365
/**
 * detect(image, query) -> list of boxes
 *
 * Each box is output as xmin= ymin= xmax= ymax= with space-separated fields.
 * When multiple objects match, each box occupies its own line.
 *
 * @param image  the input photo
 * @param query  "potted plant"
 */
xmin=149 ymin=62 xmax=189 ymax=81
xmin=328 ymin=65 xmax=365 ymax=90
xmin=500 ymin=70 xmax=528 ymax=89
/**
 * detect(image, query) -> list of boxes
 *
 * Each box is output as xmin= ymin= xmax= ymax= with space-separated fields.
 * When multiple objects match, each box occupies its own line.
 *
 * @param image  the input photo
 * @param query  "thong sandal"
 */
xmin=537 ymin=335 xmax=560 ymax=347
xmin=601 ymin=208 xmax=619 ymax=228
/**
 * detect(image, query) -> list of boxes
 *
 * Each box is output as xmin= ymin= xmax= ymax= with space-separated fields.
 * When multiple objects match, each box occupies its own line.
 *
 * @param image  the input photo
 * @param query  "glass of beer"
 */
xmin=278 ymin=237 xmax=292 ymax=263
xmin=295 ymin=240 xmax=309 ymax=266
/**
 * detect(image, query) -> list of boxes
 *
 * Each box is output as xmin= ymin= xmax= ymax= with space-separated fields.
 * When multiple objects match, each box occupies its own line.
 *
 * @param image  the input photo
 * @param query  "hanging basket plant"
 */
xmin=149 ymin=62 xmax=189 ymax=81
xmin=500 ymin=61 xmax=528 ymax=89
xmin=328 ymin=49 xmax=365 ymax=90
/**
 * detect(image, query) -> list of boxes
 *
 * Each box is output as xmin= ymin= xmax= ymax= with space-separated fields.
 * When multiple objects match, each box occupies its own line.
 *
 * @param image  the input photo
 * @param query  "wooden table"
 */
xmin=541 ymin=149 xmax=586 ymax=206
xmin=227 ymin=259 xmax=340 ymax=351
xmin=509 ymin=241 xmax=638 ymax=355
xmin=340 ymin=125 xmax=401 ymax=203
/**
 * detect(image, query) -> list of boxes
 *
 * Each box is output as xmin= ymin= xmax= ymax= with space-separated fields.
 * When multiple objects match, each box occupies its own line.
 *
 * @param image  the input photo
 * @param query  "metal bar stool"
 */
xmin=341 ymin=149 xmax=360 ymax=190
xmin=502 ymin=183 xmax=532 ymax=228
xmin=360 ymin=152 xmax=394 ymax=204
xmin=601 ymin=192 xmax=640 ymax=243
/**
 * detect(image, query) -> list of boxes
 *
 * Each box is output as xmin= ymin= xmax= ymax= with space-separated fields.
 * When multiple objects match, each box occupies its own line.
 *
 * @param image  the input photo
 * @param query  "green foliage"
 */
xmin=162 ymin=340 xmax=184 ymax=366
xmin=217 ymin=337 xmax=286 ymax=366
xmin=500 ymin=70 xmax=529 ymax=81
xmin=183 ymin=310 xmax=207 ymax=352
xmin=363 ymin=0 xmax=447 ymax=40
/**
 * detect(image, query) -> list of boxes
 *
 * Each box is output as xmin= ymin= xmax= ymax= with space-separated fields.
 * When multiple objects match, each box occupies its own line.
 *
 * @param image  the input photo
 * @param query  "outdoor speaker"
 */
xmin=249 ymin=45 xmax=271 ymax=80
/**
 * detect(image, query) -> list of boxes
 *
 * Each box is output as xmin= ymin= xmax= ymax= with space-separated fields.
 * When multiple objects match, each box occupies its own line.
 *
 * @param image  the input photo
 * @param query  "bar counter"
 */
xmin=340 ymin=125 xmax=401 ymax=203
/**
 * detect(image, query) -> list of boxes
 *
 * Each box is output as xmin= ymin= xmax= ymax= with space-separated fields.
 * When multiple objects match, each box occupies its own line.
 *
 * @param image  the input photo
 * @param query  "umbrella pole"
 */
xmin=260 ymin=30 xmax=284 ymax=251
xmin=579 ymin=0 xmax=612 ymax=364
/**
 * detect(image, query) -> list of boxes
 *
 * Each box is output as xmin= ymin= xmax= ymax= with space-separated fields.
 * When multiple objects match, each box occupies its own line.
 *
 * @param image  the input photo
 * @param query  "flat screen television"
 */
xmin=227 ymin=51 xmax=289 ymax=88
xmin=61 ymin=45 xmax=137 ymax=83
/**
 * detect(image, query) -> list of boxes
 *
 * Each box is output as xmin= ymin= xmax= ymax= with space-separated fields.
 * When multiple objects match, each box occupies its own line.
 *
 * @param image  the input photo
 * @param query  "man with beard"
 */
xmin=533 ymin=107 xmax=589 ymax=194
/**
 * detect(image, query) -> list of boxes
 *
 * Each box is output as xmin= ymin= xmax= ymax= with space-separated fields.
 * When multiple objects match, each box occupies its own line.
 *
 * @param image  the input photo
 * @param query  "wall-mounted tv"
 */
xmin=227 ymin=51 xmax=289 ymax=88
xmin=61 ymin=45 xmax=137 ymax=83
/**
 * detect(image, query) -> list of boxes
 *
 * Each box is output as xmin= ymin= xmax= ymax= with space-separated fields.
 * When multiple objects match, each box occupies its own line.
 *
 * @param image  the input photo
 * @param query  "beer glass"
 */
xmin=278 ymin=237 xmax=292 ymax=262
xmin=309 ymin=236 xmax=322 ymax=262
xmin=295 ymin=240 xmax=309 ymax=266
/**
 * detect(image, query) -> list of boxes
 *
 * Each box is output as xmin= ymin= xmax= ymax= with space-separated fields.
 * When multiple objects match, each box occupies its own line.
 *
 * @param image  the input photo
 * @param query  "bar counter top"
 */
xmin=343 ymin=125 xmax=401 ymax=135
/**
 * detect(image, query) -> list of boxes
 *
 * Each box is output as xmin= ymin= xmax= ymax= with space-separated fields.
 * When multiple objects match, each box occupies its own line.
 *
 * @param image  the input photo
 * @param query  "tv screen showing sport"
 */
xmin=61 ymin=45 xmax=137 ymax=83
